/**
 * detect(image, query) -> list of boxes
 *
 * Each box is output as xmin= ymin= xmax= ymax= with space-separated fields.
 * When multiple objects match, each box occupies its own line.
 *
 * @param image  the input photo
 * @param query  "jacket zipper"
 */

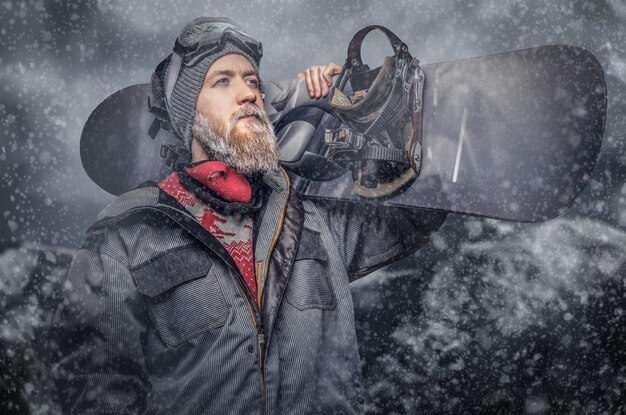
xmin=244 ymin=167 xmax=291 ymax=391
xmin=254 ymin=261 xmax=266 ymax=391
xmin=257 ymin=325 xmax=266 ymax=392
xmin=233 ymin=276 xmax=266 ymax=393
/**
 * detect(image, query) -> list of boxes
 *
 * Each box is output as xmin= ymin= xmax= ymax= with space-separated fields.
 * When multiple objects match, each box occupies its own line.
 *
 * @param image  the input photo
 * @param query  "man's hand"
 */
xmin=296 ymin=63 xmax=342 ymax=99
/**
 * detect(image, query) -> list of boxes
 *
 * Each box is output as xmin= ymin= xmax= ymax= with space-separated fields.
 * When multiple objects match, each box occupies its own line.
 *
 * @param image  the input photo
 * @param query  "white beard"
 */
xmin=192 ymin=105 xmax=279 ymax=175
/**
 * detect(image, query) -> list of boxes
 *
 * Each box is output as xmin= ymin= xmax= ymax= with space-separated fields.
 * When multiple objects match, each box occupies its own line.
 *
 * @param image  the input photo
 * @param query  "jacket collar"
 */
xmin=261 ymin=166 xmax=288 ymax=193
xmin=254 ymin=166 xmax=291 ymax=301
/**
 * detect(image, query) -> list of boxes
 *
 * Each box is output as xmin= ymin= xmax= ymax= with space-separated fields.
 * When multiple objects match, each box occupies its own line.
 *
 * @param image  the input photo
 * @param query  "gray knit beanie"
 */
xmin=162 ymin=17 xmax=261 ymax=149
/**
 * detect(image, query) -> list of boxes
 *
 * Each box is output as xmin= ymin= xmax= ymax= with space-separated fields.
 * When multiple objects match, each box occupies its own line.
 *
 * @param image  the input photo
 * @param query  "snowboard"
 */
xmin=81 ymin=45 xmax=606 ymax=222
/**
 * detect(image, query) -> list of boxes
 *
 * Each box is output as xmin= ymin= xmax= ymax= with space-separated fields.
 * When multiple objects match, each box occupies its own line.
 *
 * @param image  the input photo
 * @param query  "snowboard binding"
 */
xmin=326 ymin=25 xmax=425 ymax=198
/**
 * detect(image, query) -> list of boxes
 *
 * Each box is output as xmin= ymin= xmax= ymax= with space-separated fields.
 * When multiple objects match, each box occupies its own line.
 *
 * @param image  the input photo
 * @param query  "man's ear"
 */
xmin=259 ymin=79 xmax=266 ymax=100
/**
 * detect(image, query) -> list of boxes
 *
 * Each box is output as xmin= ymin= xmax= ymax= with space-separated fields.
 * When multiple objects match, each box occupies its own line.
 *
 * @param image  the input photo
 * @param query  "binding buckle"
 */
xmin=324 ymin=127 xmax=364 ymax=150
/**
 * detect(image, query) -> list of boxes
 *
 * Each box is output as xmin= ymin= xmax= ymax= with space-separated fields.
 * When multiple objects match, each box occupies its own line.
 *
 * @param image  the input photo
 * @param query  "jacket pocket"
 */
xmin=131 ymin=245 xmax=229 ymax=347
xmin=286 ymin=228 xmax=336 ymax=310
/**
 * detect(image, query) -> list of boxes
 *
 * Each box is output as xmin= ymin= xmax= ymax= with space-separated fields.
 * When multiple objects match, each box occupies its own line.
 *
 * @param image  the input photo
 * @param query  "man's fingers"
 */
xmin=305 ymin=66 xmax=315 ymax=98
xmin=304 ymin=68 xmax=313 ymax=98
xmin=322 ymin=63 xmax=341 ymax=96
xmin=322 ymin=69 xmax=333 ymax=88
xmin=300 ymin=63 xmax=344 ymax=98
xmin=325 ymin=62 xmax=342 ymax=82
xmin=312 ymin=66 xmax=322 ymax=98
xmin=322 ymin=63 xmax=339 ymax=87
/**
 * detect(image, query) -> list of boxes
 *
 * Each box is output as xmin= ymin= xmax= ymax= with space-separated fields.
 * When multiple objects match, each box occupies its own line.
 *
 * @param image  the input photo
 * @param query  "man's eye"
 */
xmin=247 ymin=79 xmax=260 ymax=88
xmin=215 ymin=78 xmax=229 ymax=86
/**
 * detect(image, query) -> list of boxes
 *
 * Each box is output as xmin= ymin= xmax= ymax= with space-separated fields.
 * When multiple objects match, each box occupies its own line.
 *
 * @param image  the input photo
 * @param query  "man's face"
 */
xmin=196 ymin=53 xmax=264 ymax=133
xmin=193 ymin=53 xmax=278 ymax=174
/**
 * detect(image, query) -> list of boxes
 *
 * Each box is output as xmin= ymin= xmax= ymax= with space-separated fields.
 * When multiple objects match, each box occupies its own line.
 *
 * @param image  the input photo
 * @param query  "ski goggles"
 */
xmin=173 ymin=18 xmax=263 ymax=67
xmin=165 ymin=17 xmax=263 ymax=105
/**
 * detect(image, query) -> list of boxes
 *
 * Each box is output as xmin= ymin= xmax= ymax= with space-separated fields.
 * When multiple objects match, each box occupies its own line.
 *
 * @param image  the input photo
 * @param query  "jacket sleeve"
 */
xmin=312 ymin=199 xmax=447 ymax=279
xmin=53 ymin=234 xmax=150 ymax=414
xmin=264 ymin=78 xmax=321 ymax=125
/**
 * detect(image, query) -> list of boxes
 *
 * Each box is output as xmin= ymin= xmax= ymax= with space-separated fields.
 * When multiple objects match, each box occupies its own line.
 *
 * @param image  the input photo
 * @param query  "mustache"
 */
xmin=231 ymin=105 xmax=266 ymax=123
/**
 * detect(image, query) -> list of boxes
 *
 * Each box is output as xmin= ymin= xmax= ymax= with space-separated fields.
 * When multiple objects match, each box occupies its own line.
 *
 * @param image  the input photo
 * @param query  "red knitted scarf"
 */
xmin=159 ymin=161 xmax=257 ymax=301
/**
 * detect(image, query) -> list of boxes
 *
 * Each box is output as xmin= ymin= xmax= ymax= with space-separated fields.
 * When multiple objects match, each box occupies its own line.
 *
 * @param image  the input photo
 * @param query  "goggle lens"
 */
xmin=174 ymin=25 xmax=262 ymax=67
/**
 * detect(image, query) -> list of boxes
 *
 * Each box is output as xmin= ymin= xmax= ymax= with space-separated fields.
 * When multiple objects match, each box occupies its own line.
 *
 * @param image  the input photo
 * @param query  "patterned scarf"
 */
xmin=159 ymin=161 xmax=258 ymax=302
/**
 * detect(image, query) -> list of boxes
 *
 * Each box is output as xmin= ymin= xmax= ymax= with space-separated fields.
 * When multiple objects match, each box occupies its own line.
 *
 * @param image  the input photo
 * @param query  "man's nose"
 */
xmin=237 ymin=80 xmax=257 ymax=105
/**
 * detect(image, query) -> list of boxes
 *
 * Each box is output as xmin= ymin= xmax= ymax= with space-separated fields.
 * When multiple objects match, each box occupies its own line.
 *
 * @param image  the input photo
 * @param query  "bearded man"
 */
xmin=53 ymin=17 xmax=446 ymax=414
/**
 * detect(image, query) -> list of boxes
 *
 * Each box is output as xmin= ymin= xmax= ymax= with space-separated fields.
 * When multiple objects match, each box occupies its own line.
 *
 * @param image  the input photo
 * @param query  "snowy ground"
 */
xmin=353 ymin=216 xmax=626 ymax=413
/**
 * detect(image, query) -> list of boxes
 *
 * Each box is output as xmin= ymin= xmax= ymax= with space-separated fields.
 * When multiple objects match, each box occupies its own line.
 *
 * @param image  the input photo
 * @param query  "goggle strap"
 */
xmin=148 ymin=116 xmax=161 ymax=140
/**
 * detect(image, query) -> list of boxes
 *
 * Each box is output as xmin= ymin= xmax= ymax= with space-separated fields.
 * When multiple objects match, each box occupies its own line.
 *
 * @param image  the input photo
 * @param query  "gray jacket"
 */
xmin=53 ymin=167 xmax=445 ymax=414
